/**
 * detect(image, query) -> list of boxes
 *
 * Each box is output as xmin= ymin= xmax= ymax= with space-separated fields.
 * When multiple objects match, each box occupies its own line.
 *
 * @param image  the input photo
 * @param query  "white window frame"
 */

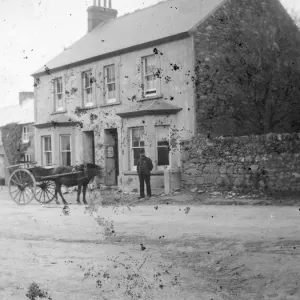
xmin=130 ymin=127 xmax=145 ymax=171
xmin=142 ymin=55 xmax=157 ymax=97
xmin=156 ymin=126 xmax=171 ymax=170
xmin=104 ymin=64 xmax=116 ymax=103
xmin=42 ymin=136 xmax=52 ymax=167
xmin=60 ymin=135 xmax=72 ymax=166
xmin=54 ymin=77 xmax=64 ymax=111
xmin=82 ymin=70 xmax=94 ymax=107
xmin=22 ymin=126 xmax=30 ymax=143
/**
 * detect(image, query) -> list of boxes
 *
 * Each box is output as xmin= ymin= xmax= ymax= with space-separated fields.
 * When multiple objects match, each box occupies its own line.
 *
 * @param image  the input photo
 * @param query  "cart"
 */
xmin=7 ymin=161 xmax=82 ymax=205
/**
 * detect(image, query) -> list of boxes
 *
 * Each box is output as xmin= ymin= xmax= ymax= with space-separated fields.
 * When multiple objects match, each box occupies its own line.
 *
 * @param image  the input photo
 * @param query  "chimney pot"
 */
xmin=93 ymin=0 xmax=96 ymax=5
xmin=104 ymin=0 xmax=107 ymax=7
xmin=87 ymin=1 xmax=118 ymax=32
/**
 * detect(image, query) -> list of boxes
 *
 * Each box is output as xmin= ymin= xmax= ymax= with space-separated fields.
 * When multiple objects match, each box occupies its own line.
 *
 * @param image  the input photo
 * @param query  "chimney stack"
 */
xmin=87 ymin=0 xmax=118 ymax=32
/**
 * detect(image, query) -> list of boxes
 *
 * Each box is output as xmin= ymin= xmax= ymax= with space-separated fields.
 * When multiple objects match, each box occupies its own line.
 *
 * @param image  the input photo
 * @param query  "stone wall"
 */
xmin=181 ymin=133 xmax=300 ymax=192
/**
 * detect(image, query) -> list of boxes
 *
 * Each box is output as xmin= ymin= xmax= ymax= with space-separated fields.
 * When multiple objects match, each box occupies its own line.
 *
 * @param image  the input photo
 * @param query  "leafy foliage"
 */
xmin=26 ymin=282 xmax=52 ymax=300
xmin=1 ymin=123 xmax=30 ymax=165
xmin=196 ymin=0 xmax=300 ymax=136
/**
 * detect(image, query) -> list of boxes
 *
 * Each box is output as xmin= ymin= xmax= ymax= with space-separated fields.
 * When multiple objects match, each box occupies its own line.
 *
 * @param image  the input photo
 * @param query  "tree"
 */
xmin=196 ymin=0 xmax=300 ymax=137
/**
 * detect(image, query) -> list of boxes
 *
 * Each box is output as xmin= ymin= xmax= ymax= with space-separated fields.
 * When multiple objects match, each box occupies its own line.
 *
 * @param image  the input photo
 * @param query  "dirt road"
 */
xmin=1 ymin=188 xmax=300 ymax=299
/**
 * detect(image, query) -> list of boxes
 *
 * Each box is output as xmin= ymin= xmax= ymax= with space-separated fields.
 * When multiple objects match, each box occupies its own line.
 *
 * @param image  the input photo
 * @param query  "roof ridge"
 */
xmin=117 ymin=0 xmax=172 ymax=20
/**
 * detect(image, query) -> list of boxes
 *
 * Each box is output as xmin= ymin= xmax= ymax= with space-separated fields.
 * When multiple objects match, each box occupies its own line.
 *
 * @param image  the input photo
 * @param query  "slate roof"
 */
xmin=0 ymin=98 xmax=34 ymax=128
xmin=32 ymin=0 xmax=225 ymax=75
xmin=116 ymin=99 xmax=182 ymax=118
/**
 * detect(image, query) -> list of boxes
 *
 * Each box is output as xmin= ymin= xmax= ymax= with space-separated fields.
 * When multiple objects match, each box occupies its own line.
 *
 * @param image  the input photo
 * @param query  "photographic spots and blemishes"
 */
xmin=170 ymin=63 xmax=181 ymax=71
xmin=184 ymin=207 xmax=190 ymax=214
xmin=153 ymin=48 xmax=163 ymax=55
xmin=140 ymin=244 xmax=146 ymax=251
xmin=44 ymin=65 xmax=51 ymax=75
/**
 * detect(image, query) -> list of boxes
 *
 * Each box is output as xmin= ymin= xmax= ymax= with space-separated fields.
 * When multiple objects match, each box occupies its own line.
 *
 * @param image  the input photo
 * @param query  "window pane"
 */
xmin=61 ymin=136 xmax=70 ymax=151
xmin=158 ymin=147 xmax=169 ymax=166
xmin=146 ymin=76 xmax=155 ymax=91
xmin=145 ymin=56 xmax=155 ymax=74
xmin=45 ymin=153 xmax=52 ymax=166
xmin=106 ymin=65 xmax=115 ymax=83
xmin=157 ymin=126 xmax=169 ymax=141
xmin=56 ymin=78 xmax=62 ymax=93
xmin=108 ymin=83 xmax=116 ymax=100
xmin=132 ymin=128 xmax=144 ymax=143
xmin=44 ymin=137 xmax=51 ymax=151
xmin=61 ymin=152 xmax=71 ymax=166
xmin=157 ymin=126 xmax=169 ymax=166
xmin=133 ymin=148 xmax=144 ymax=166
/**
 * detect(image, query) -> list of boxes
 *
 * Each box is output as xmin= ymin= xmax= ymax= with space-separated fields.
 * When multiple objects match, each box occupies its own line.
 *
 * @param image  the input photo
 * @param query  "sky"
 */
xmin=0 ymin=0 xmax=300 ymax=108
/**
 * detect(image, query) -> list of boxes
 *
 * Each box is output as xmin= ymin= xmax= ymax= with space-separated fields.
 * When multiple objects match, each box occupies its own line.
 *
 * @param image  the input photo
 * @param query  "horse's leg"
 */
xmin=54 ymin=182 xmax=60 ymax=205
xmin=57 ymin=184 xmax=69 ymax=206
xmin=82 ymin=184 xmax=88 ymax=205
xmin=77 ymin=184 xmax=82 ymax=205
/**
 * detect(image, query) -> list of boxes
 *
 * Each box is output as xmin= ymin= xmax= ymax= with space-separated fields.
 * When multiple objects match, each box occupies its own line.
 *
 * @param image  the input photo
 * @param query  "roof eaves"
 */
xmin=116 ymin=107 xmax=182 ymax=118
xmin=31 ymin=32 xmax=190 ymax=77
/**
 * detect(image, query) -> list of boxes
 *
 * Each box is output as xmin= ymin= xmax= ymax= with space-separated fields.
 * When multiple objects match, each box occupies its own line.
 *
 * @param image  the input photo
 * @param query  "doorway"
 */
xmin=104 ymin=128 xmax=119 ymax=186
xmin=82 ymin=131 xmax=95 ymax=164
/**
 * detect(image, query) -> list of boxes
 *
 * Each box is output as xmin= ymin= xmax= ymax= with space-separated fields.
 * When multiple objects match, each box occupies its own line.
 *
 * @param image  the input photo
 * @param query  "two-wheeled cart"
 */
xmin=7 ymin=161 xmax=81 ymax=205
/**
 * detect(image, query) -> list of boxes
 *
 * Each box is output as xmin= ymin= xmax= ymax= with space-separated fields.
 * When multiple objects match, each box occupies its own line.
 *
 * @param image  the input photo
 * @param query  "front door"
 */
xmin=82 ymin=131 xmax=95 ymax=164
xmin=104 ymin=129 xmax=119 ymax=186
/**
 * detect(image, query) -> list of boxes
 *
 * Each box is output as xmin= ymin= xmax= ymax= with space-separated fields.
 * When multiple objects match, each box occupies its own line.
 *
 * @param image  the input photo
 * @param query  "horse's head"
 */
xmin=82 ymin=163 xmax=103 ymax=179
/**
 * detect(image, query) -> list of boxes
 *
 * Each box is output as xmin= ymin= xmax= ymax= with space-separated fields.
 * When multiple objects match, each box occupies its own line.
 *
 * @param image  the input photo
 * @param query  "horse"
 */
xmin=50 ymin=163 xmax=103 ymax=206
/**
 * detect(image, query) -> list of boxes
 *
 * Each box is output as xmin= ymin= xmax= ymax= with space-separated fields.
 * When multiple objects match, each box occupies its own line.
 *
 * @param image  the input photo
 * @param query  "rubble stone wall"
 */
xmin=181 ymin=133 xmax=300 ymax=192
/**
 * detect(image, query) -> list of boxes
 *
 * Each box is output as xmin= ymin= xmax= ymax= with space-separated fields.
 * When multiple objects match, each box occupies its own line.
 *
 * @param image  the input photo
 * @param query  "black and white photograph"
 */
xmin=1 ymin=0 xmax=300 ymax=299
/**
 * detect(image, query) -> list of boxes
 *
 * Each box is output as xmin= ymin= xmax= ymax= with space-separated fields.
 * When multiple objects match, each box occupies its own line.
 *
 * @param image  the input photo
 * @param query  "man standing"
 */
xmin=137 ymin=150 xmax=153 ymax=199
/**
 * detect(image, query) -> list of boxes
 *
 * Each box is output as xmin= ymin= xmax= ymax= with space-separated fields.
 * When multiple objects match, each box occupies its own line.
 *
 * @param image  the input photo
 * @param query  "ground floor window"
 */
xmin=60 ymin=135 xmax=71 ymax=166
xmin=130 ymin=127 xmax=145 ymax=170
xmin=42 ymin=136 xmax=52 ymax=166
xmin=156 ymin=126 xmax=170 ymax=168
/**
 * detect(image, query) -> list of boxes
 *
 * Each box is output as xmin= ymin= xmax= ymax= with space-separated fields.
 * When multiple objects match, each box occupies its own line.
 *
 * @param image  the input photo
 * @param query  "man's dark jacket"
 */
xmin=137 ymin=156 xmax=153 ymax=177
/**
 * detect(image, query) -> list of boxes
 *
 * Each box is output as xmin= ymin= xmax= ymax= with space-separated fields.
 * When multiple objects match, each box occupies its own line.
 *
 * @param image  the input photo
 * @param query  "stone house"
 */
xmin=31 ymin=0 xmax=294 ymax=193
xmin=0 ymin=92 xmax=35 ymax=184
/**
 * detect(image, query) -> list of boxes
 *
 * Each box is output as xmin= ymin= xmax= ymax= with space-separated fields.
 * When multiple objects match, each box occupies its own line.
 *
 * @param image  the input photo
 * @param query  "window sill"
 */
xmin=22 ymin=140 xmax=30 ymax=144
xmin=100 ymin=101 xmax=121 ymax=108
xmin=78 ymin=105 xmax=97 ymax=111
xmin=51 ymin=110 xmax=67 ymax=115
xmin=123 ymin=171 xmax=164 ymax=176
xmin=136 ymin=94 xmax=163 ymax=102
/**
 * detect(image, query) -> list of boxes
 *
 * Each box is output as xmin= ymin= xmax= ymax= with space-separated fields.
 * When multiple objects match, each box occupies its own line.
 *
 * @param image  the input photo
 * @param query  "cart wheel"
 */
xmin=8 ymin=169 xmax=36 ymax=205
xmin=35 ymin=181 xmax=56 ymax=204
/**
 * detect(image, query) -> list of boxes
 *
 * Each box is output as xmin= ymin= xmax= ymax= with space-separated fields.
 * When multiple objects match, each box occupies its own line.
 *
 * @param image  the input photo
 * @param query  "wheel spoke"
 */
xmin=12 ymin=175 xmax=21 ymax=185
xmin=10 ymin=187 xmax=19 ymax=194
xmin=22 ymin=192 xmax=26 ymax=204
xmin=39 ymin=190 xmax=43 ymax=202
xmin=46 ymin=191 xmax=51 ymax=202
xmin=47 ymin=189 xmax=55 ymax=196
xmin=14 ymin=189 xmax=21 ymax=201
xmin=43 ymin=192 xmax=45 ymax=203
xmin=16 ymin=172 xmax=23 ymax=185
xmin=17 ymin=190 xmax=22 ymax=203
xmin=10 ymin=178 xmax=20 ymax=186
